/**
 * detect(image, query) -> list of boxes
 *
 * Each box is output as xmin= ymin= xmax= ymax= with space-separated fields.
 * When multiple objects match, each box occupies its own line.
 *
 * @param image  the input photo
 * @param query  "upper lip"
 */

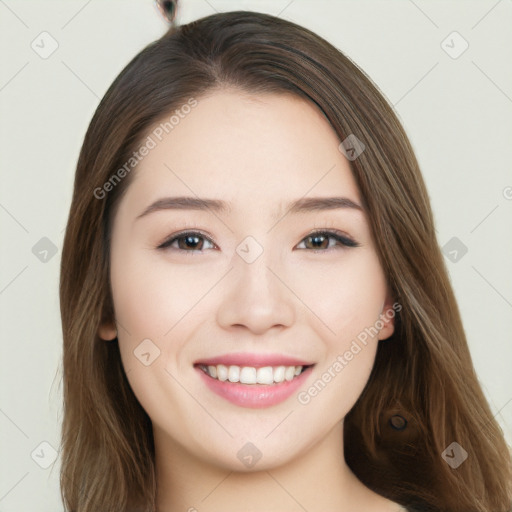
xmin=194 ymin=352 xmax=314 ymax=368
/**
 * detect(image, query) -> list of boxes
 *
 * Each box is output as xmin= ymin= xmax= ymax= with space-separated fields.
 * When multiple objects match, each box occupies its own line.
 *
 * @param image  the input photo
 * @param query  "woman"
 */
xmin=59 ymin=7 xmax=512 ymax=512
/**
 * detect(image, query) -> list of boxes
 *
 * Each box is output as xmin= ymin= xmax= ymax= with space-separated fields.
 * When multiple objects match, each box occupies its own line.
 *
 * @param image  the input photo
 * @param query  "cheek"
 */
xmin=110 ymin=250 xmax=214 ymax=341
xmin=291 ymin=252 xmax=386 ymax=411
xmin=109 ymin=251 xmax=208 ymax=435
xmin=109 ymin=247 xmax=223 ymax=388
xmin=291 ymin=250 xmax=387 ymax=340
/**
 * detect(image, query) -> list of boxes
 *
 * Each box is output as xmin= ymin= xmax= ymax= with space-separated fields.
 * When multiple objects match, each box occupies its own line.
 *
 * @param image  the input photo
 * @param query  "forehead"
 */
xmin=123 ymin=89 xmax=362 ymax=218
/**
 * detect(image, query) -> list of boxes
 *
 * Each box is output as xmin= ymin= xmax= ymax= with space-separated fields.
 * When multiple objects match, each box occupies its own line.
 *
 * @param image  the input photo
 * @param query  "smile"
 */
xmin=194 ymin=358 xmax=315 ymax=408
xmin=198 ymin=363 xmax=311 ymax=385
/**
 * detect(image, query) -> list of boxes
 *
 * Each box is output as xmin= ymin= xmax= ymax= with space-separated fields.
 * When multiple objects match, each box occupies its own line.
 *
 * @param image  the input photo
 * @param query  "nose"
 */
xmin=216 ymin=248 xmax=295 ymax=335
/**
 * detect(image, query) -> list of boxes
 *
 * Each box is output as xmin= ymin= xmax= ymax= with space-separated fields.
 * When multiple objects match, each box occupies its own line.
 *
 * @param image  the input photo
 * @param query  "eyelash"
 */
xmin=156 ymin=229 xmax=360 ymax=253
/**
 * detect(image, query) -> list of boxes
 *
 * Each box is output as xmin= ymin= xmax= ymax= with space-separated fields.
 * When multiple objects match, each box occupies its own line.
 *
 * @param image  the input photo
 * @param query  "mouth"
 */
xmin=196 ymin=363 xmax=314 ymax=385
xmin=193 ymin=356 xmax=315 ymax=408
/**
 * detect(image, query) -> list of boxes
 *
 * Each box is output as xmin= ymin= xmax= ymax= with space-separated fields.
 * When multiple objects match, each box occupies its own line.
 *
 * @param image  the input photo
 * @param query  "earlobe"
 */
xmin=378 ymin=294 xmax=397 ymax=341
xmin=98 ymin=299 xmax=118 ymax=341
xmin=98 ymin=320 xmax=117 ymax=341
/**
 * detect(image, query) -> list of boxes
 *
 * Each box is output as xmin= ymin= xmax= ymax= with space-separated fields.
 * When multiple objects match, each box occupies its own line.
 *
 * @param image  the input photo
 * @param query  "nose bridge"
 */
xmin=233 ymin=234 xmax=282 ymax=300
xmin=237 ymin=245 xmax=274 ymax=289
xmin=215 ymin=234 xmax=295 ymax=332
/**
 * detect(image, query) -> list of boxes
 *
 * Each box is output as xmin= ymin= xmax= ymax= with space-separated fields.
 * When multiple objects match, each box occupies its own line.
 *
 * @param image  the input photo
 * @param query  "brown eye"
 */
xmin=304 ymin=233 xmax=331 ymax=250
xmin=157 ymin=232 xmax=216 ymax=251
xmin=297 ymin=230 xmax=360 ymax=251
xmin=176 ymin=234 xmax=203 ymax=250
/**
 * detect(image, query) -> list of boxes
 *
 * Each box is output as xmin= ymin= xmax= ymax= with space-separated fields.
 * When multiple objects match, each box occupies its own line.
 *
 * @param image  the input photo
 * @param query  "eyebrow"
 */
xmin=136 ymin=195 xmax=364 ymax=221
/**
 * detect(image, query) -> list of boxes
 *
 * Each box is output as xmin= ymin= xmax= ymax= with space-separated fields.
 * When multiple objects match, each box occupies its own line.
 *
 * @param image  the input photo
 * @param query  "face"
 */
xmin=99 ymin=89 xmax=395 ymax=471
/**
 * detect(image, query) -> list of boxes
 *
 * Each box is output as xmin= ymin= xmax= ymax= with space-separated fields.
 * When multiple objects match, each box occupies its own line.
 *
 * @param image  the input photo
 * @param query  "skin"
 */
xmin=99 ymin=89 xmax=405 ymax=512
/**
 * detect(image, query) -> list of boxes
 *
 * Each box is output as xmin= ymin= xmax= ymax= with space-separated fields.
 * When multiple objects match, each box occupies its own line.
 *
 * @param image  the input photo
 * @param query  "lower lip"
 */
xmin=196 ymin=366 xmax=314 ymax=409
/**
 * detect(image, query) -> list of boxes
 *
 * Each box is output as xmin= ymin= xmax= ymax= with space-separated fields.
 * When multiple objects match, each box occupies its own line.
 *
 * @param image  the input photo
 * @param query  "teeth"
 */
xmin=217 ymin=364 xmax=228 ymax=381
xmin=256 ymin=366 xmax=273 ymax=385
xmin=240 ymin=366 xmax=257 ymax=384
xmin=273 ymin=366 xmax=285 ymax=383
xmin=284 ymin=366 xmax=295 ymax=381
xmin=201 ymin=364 xmax=306 ymax=385
xmin=228 ymin=365 xmax=240 ymax=382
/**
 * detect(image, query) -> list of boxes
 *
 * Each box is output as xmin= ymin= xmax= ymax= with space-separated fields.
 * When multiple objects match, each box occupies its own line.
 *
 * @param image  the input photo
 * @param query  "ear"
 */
xmin=98 ymin=309 xmax=117 ymax=341
xmin=98 ymin=320 xmax=117 ymax=341
xmin=378 ymin=292 xmax=397 ymax=341
xmin=97 ymin=293 xmax=118 ymax=340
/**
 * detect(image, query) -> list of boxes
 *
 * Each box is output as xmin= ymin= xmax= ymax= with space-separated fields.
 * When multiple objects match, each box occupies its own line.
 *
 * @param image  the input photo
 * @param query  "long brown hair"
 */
xmin=59 ymin=10 xmax=512 ymax=512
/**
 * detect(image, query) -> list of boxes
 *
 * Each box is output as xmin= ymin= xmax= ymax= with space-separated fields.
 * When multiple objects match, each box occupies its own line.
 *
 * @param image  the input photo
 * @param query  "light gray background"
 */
xmin=1 ymin=0 xmax=511 ymax=510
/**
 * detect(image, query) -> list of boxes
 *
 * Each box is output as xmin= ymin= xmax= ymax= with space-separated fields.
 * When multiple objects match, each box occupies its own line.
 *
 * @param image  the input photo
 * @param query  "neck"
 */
xmin=154 ymin=421 xmax=382 ymax=512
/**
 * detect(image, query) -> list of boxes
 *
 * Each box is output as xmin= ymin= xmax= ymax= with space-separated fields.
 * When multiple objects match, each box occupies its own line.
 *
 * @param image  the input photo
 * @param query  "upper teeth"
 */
xmin=201 ymin=364 xmax=304 ymax=384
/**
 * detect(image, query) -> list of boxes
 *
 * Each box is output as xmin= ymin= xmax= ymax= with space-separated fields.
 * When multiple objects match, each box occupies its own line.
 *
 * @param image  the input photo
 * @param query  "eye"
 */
xmin=157 ymin=231 xmax=217 ymax=252
xmin=296 ymin=230 xmax=360 ymax=251
xmin=156 ymin=229 xmax=360 ymax=253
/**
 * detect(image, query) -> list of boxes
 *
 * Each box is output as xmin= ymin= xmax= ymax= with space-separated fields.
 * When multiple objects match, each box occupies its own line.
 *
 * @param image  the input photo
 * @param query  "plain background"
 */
xmin=0 ymin=0 xmax=511 ymax=509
